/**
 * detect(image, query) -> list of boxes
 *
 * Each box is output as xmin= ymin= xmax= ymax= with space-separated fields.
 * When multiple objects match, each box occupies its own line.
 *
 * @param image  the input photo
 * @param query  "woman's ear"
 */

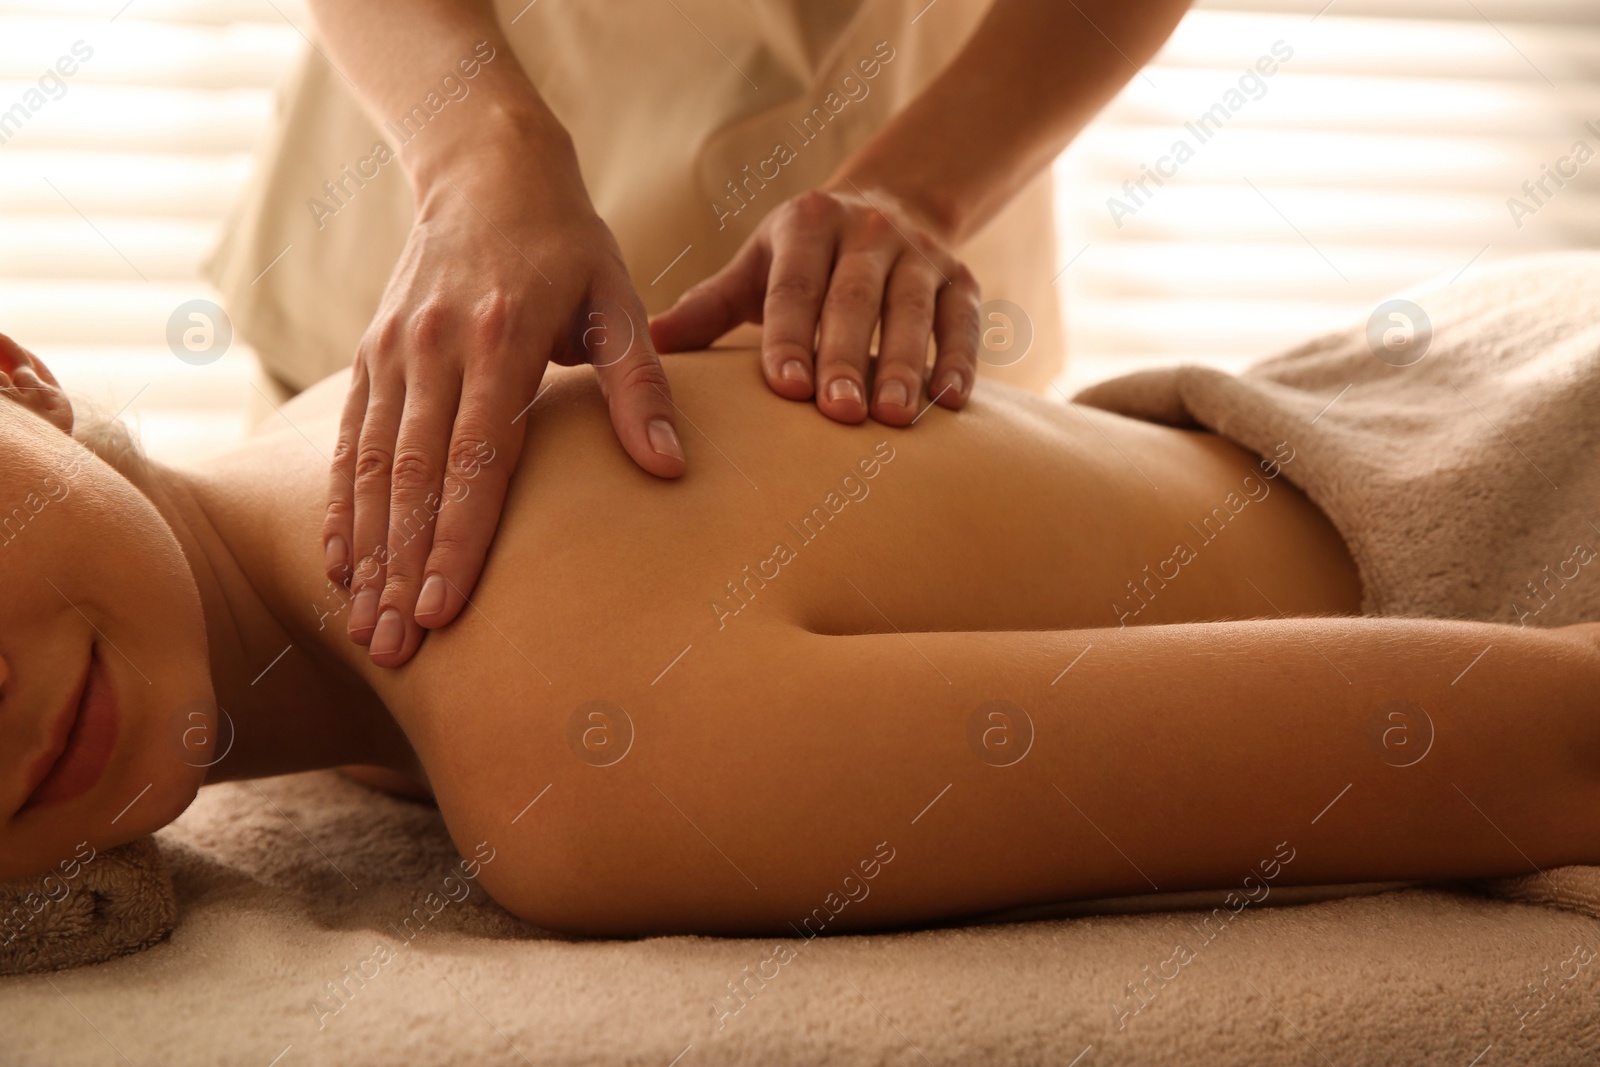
xmin=0 ymin=332 xmax=73 ymax=435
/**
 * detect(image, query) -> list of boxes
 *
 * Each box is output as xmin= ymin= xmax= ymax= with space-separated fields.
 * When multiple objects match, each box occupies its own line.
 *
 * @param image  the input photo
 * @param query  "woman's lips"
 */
xmin=19 ymin=646 xmax=120 ymax=814
xmin=17 ymin=651 xmax=89 ymax=811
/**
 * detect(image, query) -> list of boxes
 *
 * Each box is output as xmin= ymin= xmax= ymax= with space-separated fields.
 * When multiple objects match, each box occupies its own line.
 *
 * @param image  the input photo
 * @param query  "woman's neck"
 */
xmin=134 ymin=457 xmax=416 ymax=783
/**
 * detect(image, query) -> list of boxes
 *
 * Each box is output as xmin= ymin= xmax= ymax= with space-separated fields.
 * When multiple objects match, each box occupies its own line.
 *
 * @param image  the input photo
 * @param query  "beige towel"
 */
xmin=0 ymin=838 xmax=175 ymax=975
xmin=5 ymin=770 xmax=1596 ymax=1065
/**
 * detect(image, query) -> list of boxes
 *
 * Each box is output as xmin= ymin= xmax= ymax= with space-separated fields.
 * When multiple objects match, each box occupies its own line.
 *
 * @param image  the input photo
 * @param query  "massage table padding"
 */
xmin=1 ymin=770 xmax=1597 ymax=1066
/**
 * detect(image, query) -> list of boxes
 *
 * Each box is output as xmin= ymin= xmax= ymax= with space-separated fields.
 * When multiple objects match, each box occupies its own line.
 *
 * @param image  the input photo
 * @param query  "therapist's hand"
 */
xmin=324 ymin=147 xmax=685 ymax=668
xmin=649 ymin=185 xmax=981 ymax=427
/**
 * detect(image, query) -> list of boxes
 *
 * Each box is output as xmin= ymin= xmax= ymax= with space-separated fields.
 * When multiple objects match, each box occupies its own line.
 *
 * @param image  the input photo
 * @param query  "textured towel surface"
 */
xmin=0 ymin=838 xmax=175 ymax=975
xmin=5 ymin=253 xmax=1600 ymax=1063
xmin=2 ymin=771 xmax=1598 ymax=1066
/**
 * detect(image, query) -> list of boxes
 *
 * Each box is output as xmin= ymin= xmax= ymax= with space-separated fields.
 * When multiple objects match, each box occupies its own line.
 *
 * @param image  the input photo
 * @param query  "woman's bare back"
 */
xmin=215 ymin=346 xmax=1359 ymax=706
xmin=196 ymin=349 xmax=1416 ymax=934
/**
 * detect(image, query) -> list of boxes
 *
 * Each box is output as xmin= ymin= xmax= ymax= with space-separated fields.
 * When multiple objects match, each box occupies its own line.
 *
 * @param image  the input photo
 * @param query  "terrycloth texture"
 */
xmin=2 ymin=772 xmax=1599 ymax=1066
xmin=7 ymin=252 xmax=1600 ymax=1061
xmin=0 ymin=838 xmax=175 ymax=975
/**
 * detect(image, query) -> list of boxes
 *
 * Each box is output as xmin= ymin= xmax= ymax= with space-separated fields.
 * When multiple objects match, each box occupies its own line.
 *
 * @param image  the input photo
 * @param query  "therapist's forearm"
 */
xmin=826 ymin=0 xmax=1192 ymax=244
xmin=302 ymin=0 xmax=577 ymax=196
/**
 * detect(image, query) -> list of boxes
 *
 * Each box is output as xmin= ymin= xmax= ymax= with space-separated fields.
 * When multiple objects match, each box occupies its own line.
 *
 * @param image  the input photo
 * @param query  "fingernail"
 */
xmin=780 ymin=359 xmax=809 ymax=384
xmin=350 ymin=586 xmax=379 ymax=636
xmin=826 ymin=378 xmax=863 ymax=405
xmin=324 ymin=535 xmax=349 ymax=580
xmin=369 ymin=609 xmax=403 ymax=657
xmin=647 ymin=418 xmax=684 ymax=461
xmin=877 ymin=379 xmax=909 ymax=409
xmin=11 ymin=365 xmax=42 ymax=390
xmin=416 ymin=574 xmax=447 ymax=620
xmin=944 ymin=372 xmax=965 ymax=397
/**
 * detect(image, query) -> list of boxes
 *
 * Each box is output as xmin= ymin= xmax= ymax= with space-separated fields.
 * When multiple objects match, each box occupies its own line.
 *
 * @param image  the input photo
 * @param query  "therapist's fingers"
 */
xmin=412 ymin=368 xmax=529 ymax=636
xmin=927 ymin=264 xmax=982 ymax=411
xmin=759 ymin=205 xmax=838 ymax=401
xmin=813 ymin=230 xmax=894 ymax=424
xmin=323 ymin=362 xmax=369 ymax=586
xmin=870 ymin=254 xmax=942 ymax=426
xmin=364 ymin=365 xmax=464 ymax=666
xmin=346 ymin=373 xmax=407 ymax=646
xmin=589 ymin=286 xmax=686 ymax=479
xmin=649 ymin=239 xmax=767 ymax=353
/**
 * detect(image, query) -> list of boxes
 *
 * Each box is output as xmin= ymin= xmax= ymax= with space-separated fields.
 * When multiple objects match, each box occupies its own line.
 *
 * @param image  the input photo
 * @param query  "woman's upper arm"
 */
xmin=338 ymin=764 xmax=435 ymax=803
xmin=452 ymin=617 xmax=1600 ymax=936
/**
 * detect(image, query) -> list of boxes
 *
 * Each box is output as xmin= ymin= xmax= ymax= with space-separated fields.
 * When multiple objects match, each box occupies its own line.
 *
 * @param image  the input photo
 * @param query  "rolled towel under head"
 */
xmin=0 ymin=837 xmax=176 ymax=975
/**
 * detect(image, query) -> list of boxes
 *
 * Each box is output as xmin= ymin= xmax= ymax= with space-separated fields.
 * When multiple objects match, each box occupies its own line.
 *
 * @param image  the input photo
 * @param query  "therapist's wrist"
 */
xmin=819 ymin=172 xmax=964 ymax=248
xmin=404 ymin=92 xmax=580 ymax=201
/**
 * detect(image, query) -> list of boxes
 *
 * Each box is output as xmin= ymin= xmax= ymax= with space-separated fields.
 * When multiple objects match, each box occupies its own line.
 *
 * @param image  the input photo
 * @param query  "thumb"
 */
xmin=591 ymin=291 xmax=688 ymax=479
xmin=649 ymin=239 xmax=768 ymax=353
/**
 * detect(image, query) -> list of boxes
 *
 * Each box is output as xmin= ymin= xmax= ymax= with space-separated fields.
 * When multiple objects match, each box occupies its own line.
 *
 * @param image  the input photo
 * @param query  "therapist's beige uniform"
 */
xmin=206 ymin=0 xmax=1065 ymax=396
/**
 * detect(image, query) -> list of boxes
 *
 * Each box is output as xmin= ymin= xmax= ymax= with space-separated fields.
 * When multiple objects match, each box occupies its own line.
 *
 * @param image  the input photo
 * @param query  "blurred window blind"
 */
xmin=1052 ymin=0 xmax=1600 ymax=394
xmin=0 ymin=0 xmax=305 ymax=463
xmin=7 ymin=1 xmax=1596 ymax=437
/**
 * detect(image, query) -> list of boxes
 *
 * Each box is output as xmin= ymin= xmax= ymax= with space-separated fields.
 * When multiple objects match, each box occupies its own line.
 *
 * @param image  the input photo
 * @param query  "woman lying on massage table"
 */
xmin=0 ymin=328 xmax=1595 ymax=937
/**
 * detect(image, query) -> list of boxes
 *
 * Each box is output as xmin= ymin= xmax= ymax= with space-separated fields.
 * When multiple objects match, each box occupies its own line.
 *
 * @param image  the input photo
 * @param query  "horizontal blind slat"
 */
xmin=0 ymin=152 xmax=252 ymax=216
xmin=1057 ymin=7 xmax=1600 ymax=389
xmin=0 ymin=280 xmax=241 ymax=344
xmin=0 ymin=16 xmax=300 ymax=87
xmin=0 ymin=85 xmax=275 ymax=150
xmin=1157 ymin=11 xmax=1600 ymax=76
xmin=1192 ymin=0 xmax=1600 ymax=23
xmin=0 ymin=1 xmax=308 ymax=27
xmin=0 ymin=216 xmax=223 ymax=280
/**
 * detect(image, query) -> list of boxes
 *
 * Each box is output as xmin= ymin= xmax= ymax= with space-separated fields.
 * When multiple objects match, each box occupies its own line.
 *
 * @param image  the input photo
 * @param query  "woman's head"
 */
xmin=0 ymin=334 xmax=214 ymax=880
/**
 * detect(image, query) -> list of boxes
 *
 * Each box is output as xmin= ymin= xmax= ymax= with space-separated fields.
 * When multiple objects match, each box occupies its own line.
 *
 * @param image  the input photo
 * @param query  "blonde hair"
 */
xmin=69 ymin=396 xmax=151 ymax=486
